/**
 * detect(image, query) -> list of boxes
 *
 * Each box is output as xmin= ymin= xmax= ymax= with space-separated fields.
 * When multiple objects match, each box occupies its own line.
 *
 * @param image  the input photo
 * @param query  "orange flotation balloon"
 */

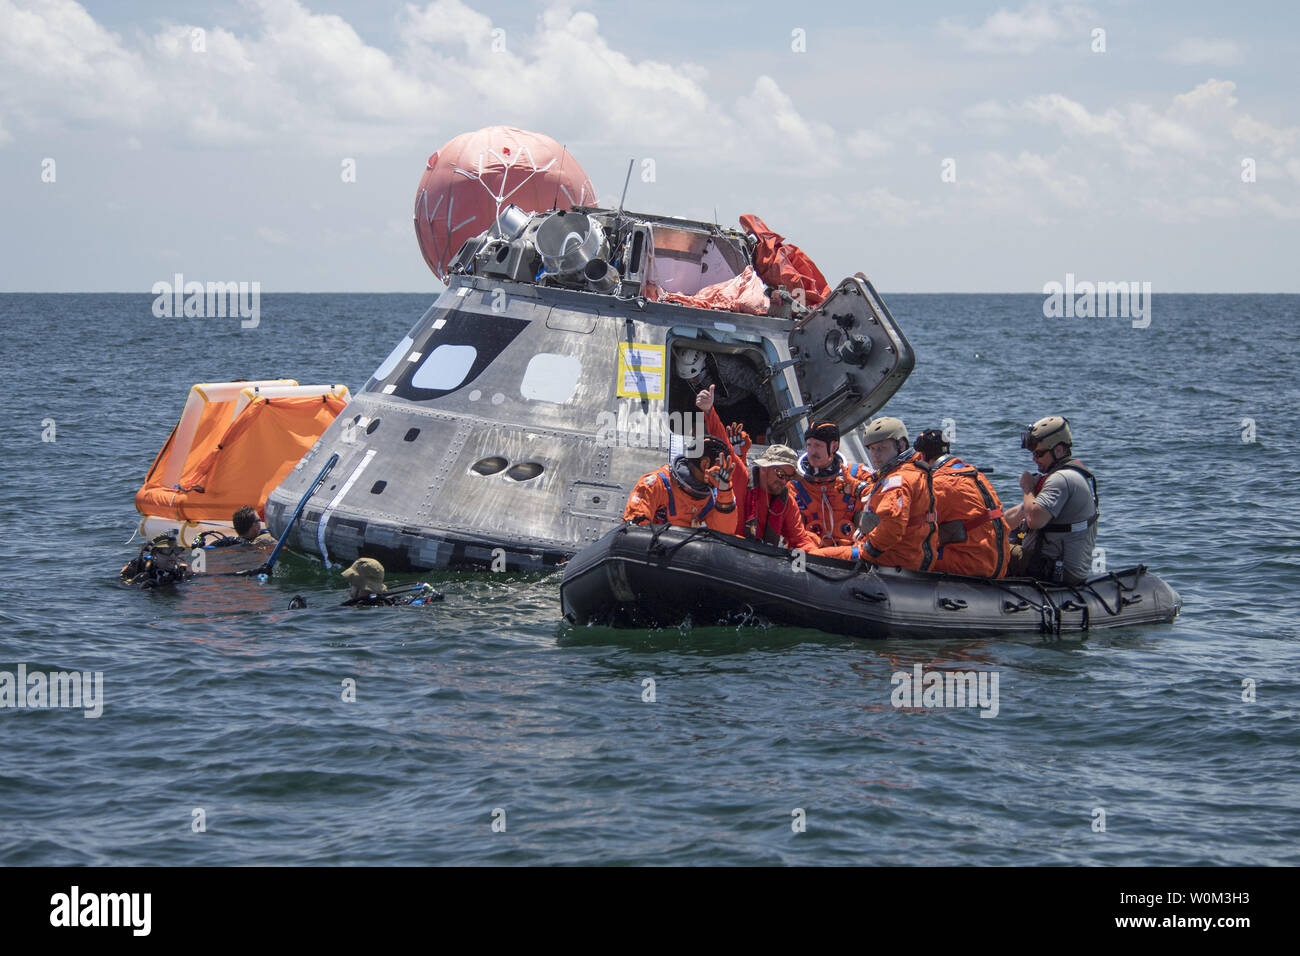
xmin=414 ymin=126 xmax=597 ymax=280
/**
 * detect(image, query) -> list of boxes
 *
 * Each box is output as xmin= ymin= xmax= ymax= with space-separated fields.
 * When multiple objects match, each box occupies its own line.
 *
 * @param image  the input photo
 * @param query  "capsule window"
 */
xmin=370 ymin=480 xmax=387 ymax=495
xmin=471 ymin=457 xmax=508 ymax=476
xmin=370 ymin=335 xmax=414 ymax=383
xmin=412 ymin=344 xmax=477 ymax=391
xmin=506 ymin=462 xmax=543 ymax=481
xmin=519 ymin=353 xmax=581 ymax=403
xmin=403 ymin=428 xmax=420 ymax=442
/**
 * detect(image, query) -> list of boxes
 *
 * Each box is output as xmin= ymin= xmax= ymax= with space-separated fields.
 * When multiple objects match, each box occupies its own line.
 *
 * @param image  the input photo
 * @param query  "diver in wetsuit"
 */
xmin=287 ymin=557 xmax=444 ymax=609
xmin=192 ymin=507 xmax=278 ymax=549
xmin=232 ymin=506 xmax=277 ymax=546
xmin=120 ymin=534 xmax=194 ymax=588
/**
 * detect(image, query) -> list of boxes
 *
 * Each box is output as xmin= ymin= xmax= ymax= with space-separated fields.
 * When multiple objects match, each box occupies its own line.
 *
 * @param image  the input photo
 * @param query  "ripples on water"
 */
xmin=0 ymin=293 xmax=1297 ymax=865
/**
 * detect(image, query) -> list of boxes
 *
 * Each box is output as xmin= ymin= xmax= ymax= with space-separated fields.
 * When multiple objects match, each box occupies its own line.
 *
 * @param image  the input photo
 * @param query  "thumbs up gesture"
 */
xmin=695 ymin=384 xmax=716 ymax=414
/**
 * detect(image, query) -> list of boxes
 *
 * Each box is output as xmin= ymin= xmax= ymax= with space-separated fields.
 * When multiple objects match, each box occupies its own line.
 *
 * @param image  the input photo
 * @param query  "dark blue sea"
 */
xmin=1 ymin=292 xmax=1297 ymax=865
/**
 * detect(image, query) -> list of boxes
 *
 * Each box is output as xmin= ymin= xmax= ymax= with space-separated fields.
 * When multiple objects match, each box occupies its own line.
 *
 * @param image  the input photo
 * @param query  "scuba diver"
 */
xmin=195 ymin=506 xmax=277 ymax=548
xmin=789 ymin=420 xmax=873 ymax=548
xmin=232 ymin=506 xmax=277 ymax=546
xmin=286 ymin=557 xmax=444 ymax=609
xmin=1003 ymin=416 xmax=1099 ymax=585
xmin=912 ymin=428 xmax=1009 ymax=578
xmin=120 ymin=533 xmax=194 ymax=588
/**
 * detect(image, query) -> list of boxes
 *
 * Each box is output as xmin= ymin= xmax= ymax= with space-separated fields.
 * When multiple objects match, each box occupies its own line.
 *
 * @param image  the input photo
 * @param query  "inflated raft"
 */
xmin=560 ymin=524 xmax=1183 ymax=639
xmin=135 ymin=380 xmax=350 ymax=545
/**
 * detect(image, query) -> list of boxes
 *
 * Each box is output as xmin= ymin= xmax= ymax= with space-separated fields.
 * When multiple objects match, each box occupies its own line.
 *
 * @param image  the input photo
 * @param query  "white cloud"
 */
xmin=0 ymin=0 xmax=159 ymax=128
xmin=1163 ymin=37 xmax=1244 ymax=66
xmin=0 ymin=0 xmax=837 ymax=177
xmin=849 ymin=186 xmax=929 ymax=226
xmin=846 ymin=129 xmax=891 ymax=159
xmin=1169 ymin=79 xmax=1296 ymax=149
xmin=1024 ymin=93 xmax=1122 ymax=137
xmin=990 ymin=81 xmax=1294 ymax=164
xmin=735 ymin=75 xmax=838 ymax=173
xmin=963 ymin=80 xmax=1300 ymax=223
xmin=940 ymin=1 xmax=1094 ymax=55
xmin=1243 ymin=191 xmax=1300 ymax=220
xmin=845 ymin=110 xmax=941 ymax=160
xmin=801 ymin=186 xmax=933 ymax=228
xmin=969 ymin=149 xmax=1089 ymax=221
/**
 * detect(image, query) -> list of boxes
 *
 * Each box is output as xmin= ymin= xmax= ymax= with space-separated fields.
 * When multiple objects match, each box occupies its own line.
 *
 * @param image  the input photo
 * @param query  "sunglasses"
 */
xmin=772 ymin=468 xmax=795 ymax=481
xmin=1032 ymin=448 xmax=1053 ymax=460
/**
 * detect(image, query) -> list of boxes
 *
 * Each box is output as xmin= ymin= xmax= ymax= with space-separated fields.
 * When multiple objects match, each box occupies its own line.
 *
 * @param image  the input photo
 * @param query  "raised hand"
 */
xmin=695 ymin=384 xmax=716 ymax=414
xmin=726 ymin=421 xmax=751 ymax=459
xmin=707 ymin=453 xmax=734 ymax=492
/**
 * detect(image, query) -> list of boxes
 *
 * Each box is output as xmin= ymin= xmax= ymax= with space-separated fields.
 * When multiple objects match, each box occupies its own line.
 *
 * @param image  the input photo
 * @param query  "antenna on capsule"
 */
xmin=552 ymin=145 xmax=567 ymax=211
xmin=613 ymin=157 xmax=635 ymax=243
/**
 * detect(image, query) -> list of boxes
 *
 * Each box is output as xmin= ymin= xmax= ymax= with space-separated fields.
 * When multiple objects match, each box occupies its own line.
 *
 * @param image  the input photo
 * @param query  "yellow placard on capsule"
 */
xmin=616 ymin=343 xmax=666 ymax=399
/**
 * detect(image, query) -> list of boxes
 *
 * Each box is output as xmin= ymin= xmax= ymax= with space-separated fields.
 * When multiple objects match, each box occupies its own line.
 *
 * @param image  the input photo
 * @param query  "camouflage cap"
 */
xmin=752 ymin=444 xmax=799 ymax=469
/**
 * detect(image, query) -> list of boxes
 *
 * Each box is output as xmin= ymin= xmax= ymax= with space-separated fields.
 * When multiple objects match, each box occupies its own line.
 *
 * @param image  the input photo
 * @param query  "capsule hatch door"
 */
xmin=787 ymin=274 xmax=915 ymax=434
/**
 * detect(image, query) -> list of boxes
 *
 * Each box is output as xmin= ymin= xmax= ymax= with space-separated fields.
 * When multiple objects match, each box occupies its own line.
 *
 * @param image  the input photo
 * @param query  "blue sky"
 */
xmin=2 ymin=0 xmax=1297 ymax=291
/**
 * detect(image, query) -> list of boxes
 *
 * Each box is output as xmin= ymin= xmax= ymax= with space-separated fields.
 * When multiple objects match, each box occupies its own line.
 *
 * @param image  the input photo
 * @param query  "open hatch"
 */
xmin=786 ymin=274 xmax=914 ymax=435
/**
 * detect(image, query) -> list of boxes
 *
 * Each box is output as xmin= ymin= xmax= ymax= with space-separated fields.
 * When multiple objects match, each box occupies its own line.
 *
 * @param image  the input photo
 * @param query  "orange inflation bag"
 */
xmin=135 ymin=381 xmax=350 ymax=540
xmin=739 ymin=214 xmax=831 ymax=307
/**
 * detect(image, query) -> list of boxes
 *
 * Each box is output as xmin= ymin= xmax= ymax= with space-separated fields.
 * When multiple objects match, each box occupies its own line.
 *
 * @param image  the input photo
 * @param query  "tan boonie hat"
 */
xmin=342 ymin=557 xmax=386 ymax=593
xmin=752 ymin=444 xmax=799 ymax=469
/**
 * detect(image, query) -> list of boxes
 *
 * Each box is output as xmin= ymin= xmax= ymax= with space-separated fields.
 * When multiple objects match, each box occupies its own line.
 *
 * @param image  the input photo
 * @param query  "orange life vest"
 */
xmin=624 ymin=465 xmax=738 ymax=533
xmin=924 ymin=455 xmax=1009 ymax=578
xmin=859 ymin=454 xmax=935 ymax=571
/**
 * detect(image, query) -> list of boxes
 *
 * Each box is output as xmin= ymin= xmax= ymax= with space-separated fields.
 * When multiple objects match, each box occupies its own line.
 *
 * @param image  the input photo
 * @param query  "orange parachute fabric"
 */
xmin=136 ymin=391 xmax=347 ymax=523
xmin=739 ymin=213 xmax=830 ymax=307
xmin=654 ymin=265 xmax=771 ymax=315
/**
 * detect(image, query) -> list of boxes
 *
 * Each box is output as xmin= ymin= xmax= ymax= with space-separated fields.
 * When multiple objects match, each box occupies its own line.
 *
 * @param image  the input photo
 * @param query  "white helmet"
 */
xmin=674 ymin=347 xmax=707 ymax=380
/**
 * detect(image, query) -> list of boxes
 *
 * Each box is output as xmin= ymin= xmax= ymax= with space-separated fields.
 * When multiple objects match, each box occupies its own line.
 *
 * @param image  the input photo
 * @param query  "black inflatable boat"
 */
xmin=560 ymin=524 xmax=1183 ymax=639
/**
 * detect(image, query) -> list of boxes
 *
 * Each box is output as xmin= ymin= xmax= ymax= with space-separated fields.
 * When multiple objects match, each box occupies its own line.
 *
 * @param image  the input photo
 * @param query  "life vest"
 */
xmin=790 ymin=456 xmax=872 ymax=547
xmin=860 ymin=453 xmax=936 ymax=571
xmin=651 ymin=466 xmax=719 ymax=526
xmin=1017 ymin=459 xmax=1100 ymax=581
xmin=624 ymin=465 xmax=735 ymax=531
xmin=1032 ymin=459 xmax=1100 ymax=533
xmin=922 ymin=454 xmax=1009 ymax=578
xmin=744 ymin=485 xmax=782 ymax=545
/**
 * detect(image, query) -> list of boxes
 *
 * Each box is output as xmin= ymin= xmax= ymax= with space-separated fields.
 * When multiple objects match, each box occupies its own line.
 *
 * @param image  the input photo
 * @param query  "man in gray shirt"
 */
xmin=1002 ymin=416 xmax=1099 ymax=584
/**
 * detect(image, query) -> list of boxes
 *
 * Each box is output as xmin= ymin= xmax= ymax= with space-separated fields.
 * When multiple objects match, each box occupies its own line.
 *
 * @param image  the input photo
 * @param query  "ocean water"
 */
xmin=1 ymin=291 xmax=1297 ymax=865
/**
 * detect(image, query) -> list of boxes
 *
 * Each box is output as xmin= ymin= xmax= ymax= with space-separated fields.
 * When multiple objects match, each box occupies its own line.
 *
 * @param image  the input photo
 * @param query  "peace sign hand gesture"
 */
xmin=708 ymin=454 xmax=734 ymax=493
